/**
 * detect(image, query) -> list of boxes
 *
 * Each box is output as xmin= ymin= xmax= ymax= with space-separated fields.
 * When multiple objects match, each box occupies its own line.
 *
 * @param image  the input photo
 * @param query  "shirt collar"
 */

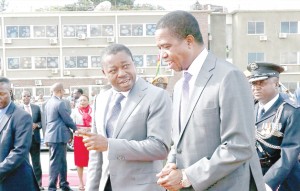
xmin=259 ymin=94 xmax=279 ymax=112
xmin=186 ymin=48 xmax=208 ymax=78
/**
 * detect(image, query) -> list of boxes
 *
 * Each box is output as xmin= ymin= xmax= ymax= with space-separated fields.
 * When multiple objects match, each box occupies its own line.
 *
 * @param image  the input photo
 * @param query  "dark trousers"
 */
xmin=30 ymin=137 xmax=42 ymax=186
xmin=104 ymin=177 xmax=112 ymax=191
xmin=48 ymin=143 xmax=70 ymax=191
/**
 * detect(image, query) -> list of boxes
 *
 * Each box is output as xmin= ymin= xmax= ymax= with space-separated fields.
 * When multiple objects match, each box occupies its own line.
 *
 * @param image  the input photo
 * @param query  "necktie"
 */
xmin=106 ymin=93 xmax=125 ymax=138
xmin=257 ymin=108 xmax=265 ymax=120
xmin=180 ymin=72 xmax=192 ymax=132
xmin=25 ymin=105 xmax=32 ymax=116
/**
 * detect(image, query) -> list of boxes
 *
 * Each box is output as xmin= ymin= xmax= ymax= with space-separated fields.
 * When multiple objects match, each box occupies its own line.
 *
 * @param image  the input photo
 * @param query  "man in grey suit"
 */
xmin=44 ymin=83 xmax=77 ymax=191
xmin=155 ymin=11 xmax=265 ymax=191
xmin=20 ymin=90 xmax=44 ymax=190
xmin=0 ymin=77 xmax=39 ymax=191
xmin=77 ymin=44 xmax=172 ymax=191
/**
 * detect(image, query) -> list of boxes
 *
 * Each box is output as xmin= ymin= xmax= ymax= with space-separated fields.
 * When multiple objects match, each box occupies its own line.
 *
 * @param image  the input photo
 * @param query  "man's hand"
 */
xmin=32 ymin=123 xmax=39 ymax=130
xmin=76 ymin=129 xmax=108 ymax=152
xmin=157 ymin=163 xmax=183 ymax=191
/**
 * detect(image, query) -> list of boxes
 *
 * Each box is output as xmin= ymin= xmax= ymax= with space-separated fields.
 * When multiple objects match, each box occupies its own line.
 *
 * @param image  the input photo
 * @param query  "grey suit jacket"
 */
xmin=44 ymin=96 xmax=77 ymax=143
xmin=169 ymin=53 xmax=266 ymax=191
xmin=21 ymin=103 xmax=42 ymax=143
xmin=86 ymin=78 xmax=172 ymax=191
xmin=0 ymin=102 xmax=39 ymax=190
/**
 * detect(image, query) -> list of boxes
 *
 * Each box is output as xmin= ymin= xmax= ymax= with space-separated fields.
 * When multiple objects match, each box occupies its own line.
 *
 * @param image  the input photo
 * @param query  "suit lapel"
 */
xmin=97 ymin=90 xmax=112 ymax=136
xmin=0 ymin=103 xmax=14 ymax=134
xmin=255 ymin=96 xmax=284 ymax=124
xmin=179 ymin=53 xmax=215 ymax=137
xmin=113 ymin=78 xmax=146 ymax=138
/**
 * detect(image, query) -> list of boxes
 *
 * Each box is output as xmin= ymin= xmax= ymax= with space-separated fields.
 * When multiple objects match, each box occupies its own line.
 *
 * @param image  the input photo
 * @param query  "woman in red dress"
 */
xmin=71 ymin=94 xmax=92 ymax=190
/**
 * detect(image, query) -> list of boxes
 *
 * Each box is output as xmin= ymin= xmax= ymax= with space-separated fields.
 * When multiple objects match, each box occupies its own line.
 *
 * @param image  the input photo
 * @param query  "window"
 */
xmin=102 ymin=25 xmax=114 ymax=36
xmin=281 ymin=21 xmax=298 ymax=34
xmin=145 ymin=24 xmax=156 ymax=36
xmin=34 ymin=25 xmax=58 ymax=38
xmin=119 ymin=24 xmax=143 ymax=36
xmin=90 ymin=24 xmax=114 ymax=37
xmin=8 ymin=57 xmax=20 ymax=69
xmin=91 ymin=56 xmax=101 ymax=68
xmin=133 ymin=55 xmax=144 ymax=67
xmin=6 ymin=26 xmax=19 ymax=38
xmin=35 ymin=56 xmax=59 ymax=69
xmin=90 ymin=25 xmax=102 ymax=37
xmin=280 ymin=52 xmax=299 ymax=65
xmin=247 ymin=21 xmax=264 ymax=34
xmin=248 ymin=53 xmax=264 ymax=63
xmin=64 ymin=56 xmax=88 ymax=68
xmin=63 ymin=25 xmax=87 ymax=38
xmin=146 ymin=55 xmax=158 ymax=66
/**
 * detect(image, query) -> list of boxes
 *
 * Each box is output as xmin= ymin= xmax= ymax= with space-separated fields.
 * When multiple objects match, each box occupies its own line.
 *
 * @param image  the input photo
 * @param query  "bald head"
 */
xmin=51 ymin=83 xmax=64 ymax=98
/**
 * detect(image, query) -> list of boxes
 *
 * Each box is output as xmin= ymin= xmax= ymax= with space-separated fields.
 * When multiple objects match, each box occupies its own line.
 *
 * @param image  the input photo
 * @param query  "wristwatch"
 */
xmin=181 ymin=169 xmax=192 ymax=188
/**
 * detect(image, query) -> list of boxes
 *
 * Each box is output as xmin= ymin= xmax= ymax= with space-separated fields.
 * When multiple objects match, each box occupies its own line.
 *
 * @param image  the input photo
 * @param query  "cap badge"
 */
xmin=249 ymin=63 xmax=258 ymax=71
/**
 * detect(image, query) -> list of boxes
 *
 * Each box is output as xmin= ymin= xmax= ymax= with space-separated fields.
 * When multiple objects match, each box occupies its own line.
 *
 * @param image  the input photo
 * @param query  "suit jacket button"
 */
xmin=177 ymin=149 xmax=182 ymax=154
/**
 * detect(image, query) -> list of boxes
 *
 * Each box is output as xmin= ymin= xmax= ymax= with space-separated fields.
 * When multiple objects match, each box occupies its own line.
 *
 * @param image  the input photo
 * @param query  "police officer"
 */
xmin=247 ymin=62 xmax=300 ymax=191
xmin=152 ymin=76 xmax=168 ymax=90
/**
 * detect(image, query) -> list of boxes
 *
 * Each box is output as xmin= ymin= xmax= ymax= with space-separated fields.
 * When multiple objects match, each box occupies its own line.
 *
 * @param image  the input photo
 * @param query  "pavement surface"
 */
xmin=40 ymin=150 xmax=86 ymax=191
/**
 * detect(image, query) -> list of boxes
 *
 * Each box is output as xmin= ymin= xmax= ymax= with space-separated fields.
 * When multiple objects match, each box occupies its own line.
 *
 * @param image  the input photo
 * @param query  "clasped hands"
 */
xmin=76 ymin=129 xmax=108 ymax=151
xmin=156 ymin=163 xmax=184 ymax=191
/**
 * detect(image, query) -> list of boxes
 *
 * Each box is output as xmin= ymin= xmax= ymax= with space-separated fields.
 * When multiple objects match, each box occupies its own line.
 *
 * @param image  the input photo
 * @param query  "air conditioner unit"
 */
xmin=278 ymin=33 xmax=287 ymax=39
xmin=137 ymin=68 xmax=144 ymax=74
xmin=35 ymin=80 xmax=42 ymax=86
xmin=95 ymin=79 xmax=103 ymax=85
xmin=49 ymin=38 xmax=58 ymax=45
xmin=106 ymin=37 xmax=114 ymax=43
xmin=63 ymin=70 xmax=71 ymax=76
xmin=51 ymin=68 xmax=59 ymax=74
xmin=4 ymin=38 xmax=12 ymax=44
xmin=77 ymin=33 xmax=86 ymax=40
xmin=259 ymin=35 xmax=267 ymax=41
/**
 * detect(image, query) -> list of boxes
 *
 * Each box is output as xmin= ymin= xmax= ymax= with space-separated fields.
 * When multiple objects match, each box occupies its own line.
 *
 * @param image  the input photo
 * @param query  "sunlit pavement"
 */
xmin=40 ymin=151 xmax=87 ymax=191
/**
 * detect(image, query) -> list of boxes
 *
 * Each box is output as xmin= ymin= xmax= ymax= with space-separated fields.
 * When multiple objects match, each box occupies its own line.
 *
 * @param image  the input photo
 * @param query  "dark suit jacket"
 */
xmin=44 ymin=96 xmax=77 ymax=143
xmin=0 ymin=102 xmax=39 ymax=191
xmin=21 ymin=103 xmax=42 ymax=143
xmin=255 ymin=95 xmax=300 ymax=191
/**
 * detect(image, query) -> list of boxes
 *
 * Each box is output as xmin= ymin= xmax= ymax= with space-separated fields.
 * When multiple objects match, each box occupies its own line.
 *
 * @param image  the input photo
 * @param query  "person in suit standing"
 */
xmin=247 ymin=62 xmax=300 ymax=191
xmin=77 ymin=43 xmax=172 ymax=191
xmin=155 ymin=11 xmax=265 ymax=191
xmin=44 ymin=83 xmax=77 ymax=191
xmin=20 ymin=90 xmax=44 ymax=190
xmin=0 ymin=77 xmax=39 ymax=191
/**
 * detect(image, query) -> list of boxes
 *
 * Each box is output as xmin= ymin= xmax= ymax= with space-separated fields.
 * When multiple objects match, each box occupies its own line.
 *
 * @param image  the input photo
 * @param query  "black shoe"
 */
xmin=39 ymin=186 xmax=45 ymax=190
xmin=61 ymin=187 xmax=73 ymax=191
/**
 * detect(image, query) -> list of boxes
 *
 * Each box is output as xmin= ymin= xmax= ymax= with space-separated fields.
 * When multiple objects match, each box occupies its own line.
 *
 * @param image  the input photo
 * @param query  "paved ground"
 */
xmin=40 ymin=151 xmax=86 ymax=191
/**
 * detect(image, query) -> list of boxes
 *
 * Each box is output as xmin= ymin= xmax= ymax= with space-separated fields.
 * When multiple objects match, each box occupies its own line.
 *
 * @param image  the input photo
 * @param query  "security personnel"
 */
xmin=247 ymin=62 xmax=300 ymax=191
xmin=152 ymin=76 xmax=168 ymax=90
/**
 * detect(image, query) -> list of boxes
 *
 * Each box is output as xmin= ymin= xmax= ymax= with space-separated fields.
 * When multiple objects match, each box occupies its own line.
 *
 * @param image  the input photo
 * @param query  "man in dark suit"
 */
xmin=155 ymin=11 xmax=265 ymax=191
xmin=20 ymin=90 xmax=44 ymax=190
xmin=247 ymin=62 xmax=300 ymax=191
xmin=44 ymin=83 xmax=77 ymax=191
xmin=0 ymin=77 xmax=39 ymax=191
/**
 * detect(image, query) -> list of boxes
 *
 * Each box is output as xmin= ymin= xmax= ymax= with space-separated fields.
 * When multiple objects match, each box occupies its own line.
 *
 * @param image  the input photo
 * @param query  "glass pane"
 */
xmin=47 ymin=57 xmax=59 ymax=68
xmin=8 ymin=57 xmax=20 ymax=69
xmin=6 ymin=26 xmax=18 ymax=38
xmin=46 ymin=25 xmax=58 ymax=37
xmin=35 ymin=57 xmax=47 ymax=68
xmin=120 ymin=24 xmax=131 ymax=36
xmin=63 ymin=25 xmax=76 ymax=37
xmin=36 ymin=88 xmax=45 ymax=97
xmin=248 ymin=53 xmax=256 ymax=63
xmin=76 ymin=25 xmax=87 ymax=37
xmin=34 ymin=26 xmax=46 ymax=37
xmin=281 ymin=22 xmax=289 ymax=33
xmin=132 ymin=24 xmax=143 ymax=36
xmin=19 ymin=26 xmax=30 ymax=38
xmin=14 ymin=88 xmax=23 ymax=100
xmin=90 ymin=25 xmax=101 ymax=37
xmin=146 ymin=24 xmax=156 ymax=36
xmin=64 ymin=56 xmax=77 ymax=68
xmin=290 ymin=21 xmax=298 ymax=33
xmin=133 ymin=55 xmax=143 ymax=67
xmin=20 ymin=57 xmax=32 ymax=69
xmin=256 ymin=22 xmax=264 ymax=34
xmin=247 ymin=22 xmax=255 ymax=34
xmin=77 ymin=56 xmax=88 ymax=68
xmin=102 ymin=25 xmax=114 ymax=36
xmin=91 ymin=56 xmax=101 ymax=68
xmin=146 ymin=55 xmax=157 ymax=66
xmin=256 ymin=53 xmax=264 ymax=62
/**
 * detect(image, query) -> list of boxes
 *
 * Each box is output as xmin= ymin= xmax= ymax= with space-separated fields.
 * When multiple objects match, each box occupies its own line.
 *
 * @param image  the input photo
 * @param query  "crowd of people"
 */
xmin=0 ymin=10 xmax=299 ymax=191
